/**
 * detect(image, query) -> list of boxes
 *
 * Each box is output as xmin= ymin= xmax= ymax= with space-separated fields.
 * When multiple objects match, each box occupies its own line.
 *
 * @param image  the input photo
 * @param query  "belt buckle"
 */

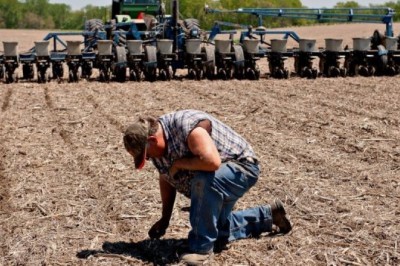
xmin=246 ymin=157 xmax=255 ymax=163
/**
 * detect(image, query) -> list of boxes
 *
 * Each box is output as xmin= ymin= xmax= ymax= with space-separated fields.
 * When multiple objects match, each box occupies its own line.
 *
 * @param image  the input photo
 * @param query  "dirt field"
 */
xmin=0 ymin=23 xmax=399 ymax=265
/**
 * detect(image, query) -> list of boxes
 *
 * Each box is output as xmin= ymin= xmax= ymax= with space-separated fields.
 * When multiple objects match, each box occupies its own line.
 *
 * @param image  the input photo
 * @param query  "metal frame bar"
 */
xmin=205 ymin=6 xmax=395 ymax=37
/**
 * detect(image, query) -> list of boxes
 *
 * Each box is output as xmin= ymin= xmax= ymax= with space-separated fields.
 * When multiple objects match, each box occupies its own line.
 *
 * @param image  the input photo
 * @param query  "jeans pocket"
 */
xmin=230 ymin=161 xmax=259 ymax=188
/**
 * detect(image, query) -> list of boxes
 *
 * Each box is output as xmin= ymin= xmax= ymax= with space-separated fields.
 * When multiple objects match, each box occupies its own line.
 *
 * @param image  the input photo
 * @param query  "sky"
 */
xmin=49 ymin=1 xmax=391 ymax=10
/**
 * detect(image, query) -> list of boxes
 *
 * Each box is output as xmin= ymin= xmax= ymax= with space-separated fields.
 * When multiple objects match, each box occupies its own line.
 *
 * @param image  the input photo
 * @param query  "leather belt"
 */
xmin=239 ymin=157 xmax=257 ymax=164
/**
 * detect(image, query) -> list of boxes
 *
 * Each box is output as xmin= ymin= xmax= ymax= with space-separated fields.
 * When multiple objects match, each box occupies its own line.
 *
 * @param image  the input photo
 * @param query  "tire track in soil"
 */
xmin=0 ymin=87 xmax=14 ymax=214
xmin=1 ymin=87 xmax=13 ymax=112
xmin=44 ymin=86 xmax=53 ymax=109
xmin=262 ymin=81 xmax=399 ymax=126
xmin=43 ymin=87 xmax=96 ymax=179
xmin=0 ymin=147 xmax=12 ymax=213
xmin=190 ymin=82 xmax=397 ymax=179
xmin=0 ymin=146 xmax=12 ymax=260
xmin=86 ymin=94 xmax=124 ymax=133
xmin=0 ymin=87 xmax=13 ymax=259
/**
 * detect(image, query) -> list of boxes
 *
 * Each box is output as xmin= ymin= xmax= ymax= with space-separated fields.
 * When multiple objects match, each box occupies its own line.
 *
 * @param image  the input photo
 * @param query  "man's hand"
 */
xmin=168 ymin=162 xmax=179 ymax=178
xmin=148 ymin=218 xmax=169 ymax=239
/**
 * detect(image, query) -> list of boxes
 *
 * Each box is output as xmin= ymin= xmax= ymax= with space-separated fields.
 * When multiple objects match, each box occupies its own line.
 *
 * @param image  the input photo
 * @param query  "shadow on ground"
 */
xmin=77 ymin=238 xmax=188 ymax=265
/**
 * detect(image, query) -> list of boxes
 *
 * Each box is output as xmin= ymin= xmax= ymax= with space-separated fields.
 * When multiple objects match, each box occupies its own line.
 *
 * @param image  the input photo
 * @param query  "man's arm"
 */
xmin=148 ymin=174 xmax=176 ymax=239
xmin=159 ymin=174 xmax=176 ymax=222
xmin=171 ymin=121 xmax=221 ymax=174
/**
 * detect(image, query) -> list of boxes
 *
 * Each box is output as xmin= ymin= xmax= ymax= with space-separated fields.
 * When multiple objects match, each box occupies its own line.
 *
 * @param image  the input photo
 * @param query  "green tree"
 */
xmin=335 ymin=1 xmax=360 ymax=8
xmin=48 ymin=3 xmax=71 ymax=29
xmin=63 ymin=10 xmax=86 ymax=30
xmin=82 ymin=5 xmax=110 ymax=22
xmin=0 ymin=0 xmax=23 ymax=28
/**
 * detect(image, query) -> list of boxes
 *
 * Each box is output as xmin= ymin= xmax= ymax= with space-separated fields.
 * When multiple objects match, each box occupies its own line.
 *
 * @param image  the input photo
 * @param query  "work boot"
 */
xmin=271 ymin=198 xmax=292 ymax=234
xmin=180 ymin=252 xmax=213 ymax=265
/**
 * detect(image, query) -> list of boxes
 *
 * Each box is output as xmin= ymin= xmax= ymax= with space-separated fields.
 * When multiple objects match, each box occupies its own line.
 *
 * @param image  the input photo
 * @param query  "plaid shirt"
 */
xmin=151 ymin=109 xmax=257 ymax=197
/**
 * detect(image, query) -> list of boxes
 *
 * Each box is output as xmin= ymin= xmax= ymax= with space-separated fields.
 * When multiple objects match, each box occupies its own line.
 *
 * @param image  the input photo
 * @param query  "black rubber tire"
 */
xmin=328 ymin=67 xmax=340 ymax=78
xmin=247 ymin=69 xmax=256 ymax=80
xmin=184 ymin=18 xmax=200 ymax=31
xmin=85 ymin=19 xmax=104 ymax=32
xmin=130 ymin=69 xmax=137 ymax=81
xmin=115 ymin=29 xmax=127 ymax=47
xmin=85 ymin=19 xmax=104 ymax=48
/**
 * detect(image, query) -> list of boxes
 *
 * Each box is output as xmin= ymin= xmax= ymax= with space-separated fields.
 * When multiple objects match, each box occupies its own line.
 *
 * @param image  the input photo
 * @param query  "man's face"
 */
xmin=127 ymin=143 xmax=147 ymax=169
xmin=127 ymin=136 xmax=162 ymax=165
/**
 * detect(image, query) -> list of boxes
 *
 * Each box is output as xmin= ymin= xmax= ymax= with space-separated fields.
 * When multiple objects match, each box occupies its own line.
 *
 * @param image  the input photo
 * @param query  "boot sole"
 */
xmin=273 ymin=199 xmax=292 ymax=234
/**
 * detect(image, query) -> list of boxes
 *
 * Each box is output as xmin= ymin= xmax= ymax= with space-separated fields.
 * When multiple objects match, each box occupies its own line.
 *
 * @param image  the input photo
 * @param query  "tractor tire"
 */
xmin=115 ymin=29 xmax=127 ymax=47
xmin=183 ymin=18 xmax=200 ymax=31
xmin=85 ymin=19 xmax=104 ymax=48
xmin=85 ymin=19 xmax=104 ymax=32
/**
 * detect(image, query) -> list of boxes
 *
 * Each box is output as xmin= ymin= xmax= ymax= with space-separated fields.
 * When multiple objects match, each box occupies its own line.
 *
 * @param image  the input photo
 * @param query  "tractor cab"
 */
xmin=112 ymin=0 xmax=163 ymax=31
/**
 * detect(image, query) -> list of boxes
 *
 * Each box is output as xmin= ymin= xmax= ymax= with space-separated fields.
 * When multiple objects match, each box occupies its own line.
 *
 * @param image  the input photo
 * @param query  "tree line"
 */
xmin=0 ymin=0 xmax=399 ymax=30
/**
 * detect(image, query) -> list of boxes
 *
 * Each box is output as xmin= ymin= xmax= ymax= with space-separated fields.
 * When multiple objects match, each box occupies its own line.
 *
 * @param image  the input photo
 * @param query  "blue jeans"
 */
xmin=188 ymin=160 xmax=273 ymax=253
